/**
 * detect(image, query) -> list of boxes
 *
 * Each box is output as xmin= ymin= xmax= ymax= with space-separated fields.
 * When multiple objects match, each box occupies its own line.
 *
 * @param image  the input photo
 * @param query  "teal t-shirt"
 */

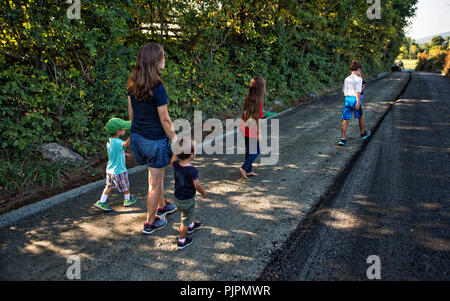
xmin=106 ymin=138 xmax=127 ymax=175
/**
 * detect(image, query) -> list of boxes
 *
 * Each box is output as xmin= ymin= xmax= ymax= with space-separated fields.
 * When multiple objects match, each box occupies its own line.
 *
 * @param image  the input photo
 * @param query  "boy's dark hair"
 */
xmin=350 ymin=61 xmax=363 ymax=71
xmin=177 ymin=139 xmax=196 ymax=160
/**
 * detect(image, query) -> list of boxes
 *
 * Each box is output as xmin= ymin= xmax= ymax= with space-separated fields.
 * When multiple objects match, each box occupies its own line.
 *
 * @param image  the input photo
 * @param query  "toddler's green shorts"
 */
xmin=174 ymin=197 xmax=195 ymax=227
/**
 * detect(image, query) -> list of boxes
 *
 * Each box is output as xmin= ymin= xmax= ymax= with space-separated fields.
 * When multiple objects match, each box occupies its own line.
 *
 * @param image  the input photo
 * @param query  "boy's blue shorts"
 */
xmin=341 ymin=96 xmax=363 ymax=120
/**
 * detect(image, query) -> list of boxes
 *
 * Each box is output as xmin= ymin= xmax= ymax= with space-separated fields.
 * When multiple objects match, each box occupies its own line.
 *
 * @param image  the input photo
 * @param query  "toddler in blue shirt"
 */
xmin=94 ymin=118 xmax=138 ymax=211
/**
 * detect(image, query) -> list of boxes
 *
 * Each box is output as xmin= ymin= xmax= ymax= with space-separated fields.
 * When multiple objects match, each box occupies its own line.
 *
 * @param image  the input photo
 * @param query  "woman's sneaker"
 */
xmin=187 ymin=221 xmax=202 ymax=234
xmin=338 ymin=138 xmax=347 ymax=146
xmin=123 ymin=196 xmax=137 ymax=207
xmin=156 ymin=201 xmax=176 ymax=218
xmin=142 ymin=217 xmax=167 ymax=235
xmin=177 ymin=237 xmax=193 ymax=250
xmin=94 ymin=201 xmax=112 ymax=211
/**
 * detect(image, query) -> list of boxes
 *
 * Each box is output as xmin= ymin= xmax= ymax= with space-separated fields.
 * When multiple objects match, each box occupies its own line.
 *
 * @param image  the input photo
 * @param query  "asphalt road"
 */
xmin=259 ymin=72 xmax=450 ymax=280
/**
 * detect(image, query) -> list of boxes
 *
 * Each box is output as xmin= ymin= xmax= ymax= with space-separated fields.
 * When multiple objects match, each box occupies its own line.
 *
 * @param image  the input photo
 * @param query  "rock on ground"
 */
xmin=39 ymin=143 xmax=84 ymax=165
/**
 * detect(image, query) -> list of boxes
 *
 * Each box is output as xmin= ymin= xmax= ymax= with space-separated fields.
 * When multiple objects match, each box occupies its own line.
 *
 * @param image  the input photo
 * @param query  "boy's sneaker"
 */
xmin=156 ymin=201 xmax=176 ymax=218
xmin=187 ymin=221 xmax=202 ymax=234
xmin=338 ymin=138 xmax=347 ymax=146
xmin=361 ymin=130 xmax=371 ymax=140
xmin=177 ymin=237 xmax=193 ymax=250
xmin=142 ymin=217 xmax=167 ymax=235
xmin=123 ymin=196 xmax=137 ymax=207
xmin=94 ymin=201 xmax=112 ymax=211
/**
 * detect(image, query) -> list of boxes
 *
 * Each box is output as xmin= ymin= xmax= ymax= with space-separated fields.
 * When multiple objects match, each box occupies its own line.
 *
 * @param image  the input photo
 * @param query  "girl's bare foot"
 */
xmin=247 ymin=172 xmax=259 ymax=176
xmin=239 ymin=168 xmax=249 ymax=179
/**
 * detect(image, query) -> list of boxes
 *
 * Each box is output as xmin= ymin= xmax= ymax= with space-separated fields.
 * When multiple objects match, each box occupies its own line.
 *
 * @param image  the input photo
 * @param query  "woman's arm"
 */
xmin=128 ymin=95 xmax=133 ymax=124
xmin=157 ymin=104 xmax=177 ymax=142
xmin=126 ymin=96 xmax=133 ymax=148
xmin=123 ymin=137 xmax=130 ymax=148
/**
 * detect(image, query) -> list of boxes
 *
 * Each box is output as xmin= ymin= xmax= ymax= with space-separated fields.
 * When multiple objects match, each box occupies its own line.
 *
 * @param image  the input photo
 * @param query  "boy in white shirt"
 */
xmin=339 ymin=61 xmax=371 ymax=146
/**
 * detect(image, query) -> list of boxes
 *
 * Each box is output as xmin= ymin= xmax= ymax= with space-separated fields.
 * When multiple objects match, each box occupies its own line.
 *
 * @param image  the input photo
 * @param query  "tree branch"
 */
xmin=3 ymin=52 xmax=26 ymax=61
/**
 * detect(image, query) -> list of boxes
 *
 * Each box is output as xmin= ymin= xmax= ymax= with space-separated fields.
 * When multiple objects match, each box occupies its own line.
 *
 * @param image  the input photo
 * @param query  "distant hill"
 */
xmin=414 ymin=31 xmax=450 ymax=45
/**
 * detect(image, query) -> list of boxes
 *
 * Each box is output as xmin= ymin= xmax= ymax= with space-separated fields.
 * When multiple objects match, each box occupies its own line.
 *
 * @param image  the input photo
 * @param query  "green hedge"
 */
xmin=0 ymin=0 xmax=417 ymax=192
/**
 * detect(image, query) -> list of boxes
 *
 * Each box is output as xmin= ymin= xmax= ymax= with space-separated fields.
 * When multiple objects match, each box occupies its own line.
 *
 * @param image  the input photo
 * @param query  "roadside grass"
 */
xmin=0 ymin=159 xmax=75 ymax=193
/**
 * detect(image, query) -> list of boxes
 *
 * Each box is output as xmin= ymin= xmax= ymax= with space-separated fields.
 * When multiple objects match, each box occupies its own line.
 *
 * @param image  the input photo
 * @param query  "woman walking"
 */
xmin=127 ymin=43 xmax=178 ymax=234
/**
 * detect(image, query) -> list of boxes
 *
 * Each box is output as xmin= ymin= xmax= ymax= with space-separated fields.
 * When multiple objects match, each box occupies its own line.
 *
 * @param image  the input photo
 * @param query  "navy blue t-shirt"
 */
xmin=128 ymin=84 xmax=167 ymax=140
xmin=173 ymin=160 xmax=199 ymax=200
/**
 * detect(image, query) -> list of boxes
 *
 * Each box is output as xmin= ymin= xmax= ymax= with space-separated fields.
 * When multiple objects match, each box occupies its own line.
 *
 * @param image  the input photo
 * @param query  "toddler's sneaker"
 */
xmin=338 ymin=138 xmax=347 ymax=146
xmin=94 ymin=201 xmax=112 ymax=211
xmin=142 ymin=217 xmax=167 ymax=235
xmin=123 ymin=195 xmax=137 ymax=207
xmin=361 ymin=130 xmax=371 ymax=140
xmin=187 ymin=221 xmax=202 ymax=234
xmin=156 ymin=201 xmax=176 ymax=218
xmin=177 ymin=237 xmax=193 ymax=250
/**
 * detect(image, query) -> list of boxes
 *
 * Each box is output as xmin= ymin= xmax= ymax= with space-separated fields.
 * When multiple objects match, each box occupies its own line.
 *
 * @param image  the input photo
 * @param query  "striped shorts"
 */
xmin=105 ymin=171 xmax=129 ymax=193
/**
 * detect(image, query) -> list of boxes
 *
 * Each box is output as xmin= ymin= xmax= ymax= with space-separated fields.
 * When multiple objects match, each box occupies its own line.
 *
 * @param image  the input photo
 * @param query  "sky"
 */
xmin=404 ymin=0 xmax=450 ymax=39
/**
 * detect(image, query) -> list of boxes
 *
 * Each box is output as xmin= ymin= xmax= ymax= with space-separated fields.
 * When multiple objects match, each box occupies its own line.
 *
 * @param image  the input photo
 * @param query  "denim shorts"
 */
xmin=341 ymin=96 xmax=363 ymax=120
xmin=130 ymin=133 xmax=172 ymax=168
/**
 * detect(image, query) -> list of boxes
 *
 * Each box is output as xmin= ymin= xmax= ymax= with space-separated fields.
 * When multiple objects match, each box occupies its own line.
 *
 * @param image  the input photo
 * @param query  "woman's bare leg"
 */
xmin=158 ymin=168 xmax=166 ymax=208
xmin=146 ymin=167 xmax=164 ymax=224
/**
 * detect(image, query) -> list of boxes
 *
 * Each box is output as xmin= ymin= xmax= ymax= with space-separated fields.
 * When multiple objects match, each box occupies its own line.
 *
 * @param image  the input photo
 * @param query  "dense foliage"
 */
xmin=444 ymin=50 xmax=450 ymax=77
xmin=410 ymin=35 xmax=450 ymax=73
xmin=1 ymin=0 xmax=417 ymax=192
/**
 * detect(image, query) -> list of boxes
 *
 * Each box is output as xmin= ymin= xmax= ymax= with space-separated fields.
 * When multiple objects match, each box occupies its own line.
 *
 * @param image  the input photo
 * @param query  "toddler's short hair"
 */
xmin=177 ymin=139 xmax=196 ymax=160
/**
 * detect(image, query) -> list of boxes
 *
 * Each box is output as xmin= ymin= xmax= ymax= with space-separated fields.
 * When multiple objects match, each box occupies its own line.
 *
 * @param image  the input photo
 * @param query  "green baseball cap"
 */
xmin=105 ymin=118 xmax=131 ymax=135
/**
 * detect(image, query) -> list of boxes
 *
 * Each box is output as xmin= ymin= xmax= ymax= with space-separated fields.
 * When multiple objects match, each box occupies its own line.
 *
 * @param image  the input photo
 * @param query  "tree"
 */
xmin=429 ymin=45 xmax=445 ymax=58
xmin=431 ymin=35 xmax=445 ymax=47
xmin=410 ymin=44 xmax=419 ymax=59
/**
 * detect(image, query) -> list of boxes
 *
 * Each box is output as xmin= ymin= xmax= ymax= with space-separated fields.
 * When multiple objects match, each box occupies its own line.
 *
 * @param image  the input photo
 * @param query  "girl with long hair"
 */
xmin=239 ymin=76 xmax=266 ymax=179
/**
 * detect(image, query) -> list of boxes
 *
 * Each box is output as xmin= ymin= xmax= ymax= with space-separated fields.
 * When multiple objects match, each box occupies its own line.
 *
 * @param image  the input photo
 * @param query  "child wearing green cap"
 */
xmin=94 ymin=118 xmax=138 ymax=211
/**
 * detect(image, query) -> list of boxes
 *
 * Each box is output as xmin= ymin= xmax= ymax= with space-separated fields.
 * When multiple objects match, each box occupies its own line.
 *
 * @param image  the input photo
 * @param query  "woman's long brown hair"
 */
xmin=242 ymin=76 xmax=266 ymax=121
xmin=127 ymin=43 xmax=165 ymax=101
